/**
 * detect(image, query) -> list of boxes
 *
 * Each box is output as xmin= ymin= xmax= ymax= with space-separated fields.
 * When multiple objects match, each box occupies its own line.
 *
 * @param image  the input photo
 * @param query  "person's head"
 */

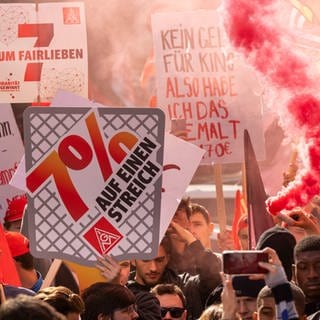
xmin=233 ymin=276 xmax=265 ymax=320
xmin=81 ymin=282 xmax=138 ymax=320
xmin=173 ymin=198 xmax=191 ymax=230
xmin=294 ymin=235 xmax=320 ymax=303
xmin=254 ymin=283 xmax=306 ymax=320
xmin=118 ymin=260 xmax=131 ymax=286
xmin=151 ymin=284 xmax=187 ymax=320
xmin=189 ymin=203 xmax=214 ymax=249
xmin=132 ymin=238 xmax=170 ymax=287
xmin=0 ymin=294 xmax=66 ymax=320
xmin=199 ymin=304 xmax=223 ymax=320
xmin=237 ymin=215 xmax=249 ymax=250
xmin=36 ymin=286 xmax=85 ymax=320
xmin=3 ymin=194 xmax=27 ymax=233
xmin=256 ymin=226 xmax=296 ymax=281
xmin=4 ymin=231 xmax=34 ymax=270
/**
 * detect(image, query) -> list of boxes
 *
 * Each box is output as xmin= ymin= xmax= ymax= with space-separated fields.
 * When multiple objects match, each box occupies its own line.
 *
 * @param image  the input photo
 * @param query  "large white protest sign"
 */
xmin=152 ymin=10 xmax=265 ymax=164
xmin=0 ymin=104 xmax=25 ymax=220
xmin=159 ymin=133 xmax=205 ymax=240
xmin=0 ymin=2 xmax=87 ymax=103
xmin=24 ymin=107 xmax=164 ymax=266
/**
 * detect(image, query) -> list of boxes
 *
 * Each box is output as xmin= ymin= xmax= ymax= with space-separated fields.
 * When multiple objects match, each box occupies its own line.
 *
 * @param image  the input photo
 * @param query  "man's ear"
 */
xmin=253 ymin=311 xmax=258 ymax=320
xmin=292 ymin=264 xmax=297 ymax=283
xmin=209 ymin=222 xmax=214 ymax=234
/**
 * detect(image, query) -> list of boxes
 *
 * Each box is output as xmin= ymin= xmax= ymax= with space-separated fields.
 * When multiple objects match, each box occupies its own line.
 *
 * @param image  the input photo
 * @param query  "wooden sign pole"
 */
xmin=214 ymin=163 xmax=227 ymax=233
xmin=40 ymin=259 xmax=62 ymax=289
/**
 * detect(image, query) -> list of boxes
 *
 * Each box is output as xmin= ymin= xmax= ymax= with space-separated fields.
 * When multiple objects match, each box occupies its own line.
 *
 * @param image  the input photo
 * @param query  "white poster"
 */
xmin=152 ymin=10 xmax=265 ymax=164
xmin=159 ymin=133 xmax=205 ymax=240
xmin=0 ymin=104 xmax=25 ymax=220
xmin=0 ymin=2 xmax=88 ymax=103
xmin=24 ymin=107 xmax=164 ymax=266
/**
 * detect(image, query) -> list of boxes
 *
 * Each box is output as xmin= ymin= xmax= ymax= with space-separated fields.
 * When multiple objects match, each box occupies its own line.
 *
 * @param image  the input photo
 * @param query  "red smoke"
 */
xmin=223 ymin=0 xmax=320 ymax=214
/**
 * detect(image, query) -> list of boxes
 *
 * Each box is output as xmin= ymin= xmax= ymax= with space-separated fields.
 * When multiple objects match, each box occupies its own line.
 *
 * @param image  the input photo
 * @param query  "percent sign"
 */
xmin=26 ymin=112 xmax=139 ymax=222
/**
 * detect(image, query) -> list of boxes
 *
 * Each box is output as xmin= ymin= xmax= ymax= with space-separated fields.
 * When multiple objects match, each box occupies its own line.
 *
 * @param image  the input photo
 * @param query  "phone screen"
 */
xmin=223 ymin=251 xmax=268 ymax=275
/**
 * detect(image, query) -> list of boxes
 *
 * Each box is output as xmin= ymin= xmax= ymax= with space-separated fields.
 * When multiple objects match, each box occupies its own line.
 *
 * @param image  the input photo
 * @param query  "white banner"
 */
xmin=152 ymin=10 xmax=265 ymax=164
xmin=0 ymin=104 xmax=25 ymax=220
xmin=24 ymin=107 xmax=164 ymax=266
xmin=0 ymin=2 xmax=88 ymax=102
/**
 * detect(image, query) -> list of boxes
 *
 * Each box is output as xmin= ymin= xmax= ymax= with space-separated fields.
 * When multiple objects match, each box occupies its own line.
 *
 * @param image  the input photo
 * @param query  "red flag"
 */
xmin=0 ymin=225 xmax=21 ymax=286
xmin=232 ymin=190 xmax=247 ymax=249
xmin=244 ymin=130 xmax=274 ymax=249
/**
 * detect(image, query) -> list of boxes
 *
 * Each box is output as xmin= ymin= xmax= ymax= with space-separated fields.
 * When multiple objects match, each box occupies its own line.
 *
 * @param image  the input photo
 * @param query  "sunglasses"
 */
xmin=160 ymin=307 xmax=185 ymax=318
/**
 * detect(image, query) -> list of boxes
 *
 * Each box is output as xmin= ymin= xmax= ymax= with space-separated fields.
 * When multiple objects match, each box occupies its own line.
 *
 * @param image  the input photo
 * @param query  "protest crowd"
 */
xmin=1 ymin=191 xmax=320 ymax=320
xmin=2 ymin=1 xmax=320 ymax=320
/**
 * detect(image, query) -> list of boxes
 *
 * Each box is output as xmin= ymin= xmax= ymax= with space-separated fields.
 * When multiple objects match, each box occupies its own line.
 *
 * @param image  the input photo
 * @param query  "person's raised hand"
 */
xmin=220 ymin=272 xmax=237 ymax=320
xmin=169 ymin=221 xmax=196 ymax=245
xmin=250 ymin=247 xmax=288 ymax=288
xmin=280 ymin=207 xmax=320 ymax=235
xmin=95 ymin=254 xmax=121 ymax=284
xmin=217 ymin=230 xmax=234 ymax=251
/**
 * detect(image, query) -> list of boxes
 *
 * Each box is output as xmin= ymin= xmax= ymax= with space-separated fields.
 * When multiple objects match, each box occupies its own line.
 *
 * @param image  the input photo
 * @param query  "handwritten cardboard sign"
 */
xmin=0 ymin=2 xmax=87 ymax=103
xmin=0 ymin=104 xmax=25 ymax=221
xmin=152 ymin=10 xmax=265 ymax=163
xmin=24 ymin=107 xmax=164 ymax=266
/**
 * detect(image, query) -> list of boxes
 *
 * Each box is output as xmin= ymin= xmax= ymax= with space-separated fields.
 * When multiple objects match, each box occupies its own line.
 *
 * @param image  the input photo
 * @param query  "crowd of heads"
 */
xmin=2 ymin=194 xmax=320 ymax=320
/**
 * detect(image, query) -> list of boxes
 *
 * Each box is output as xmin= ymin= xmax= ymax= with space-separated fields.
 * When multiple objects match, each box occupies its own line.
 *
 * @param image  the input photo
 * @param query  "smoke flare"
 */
xmin=223 ymin=0 xmax=320 ymax=214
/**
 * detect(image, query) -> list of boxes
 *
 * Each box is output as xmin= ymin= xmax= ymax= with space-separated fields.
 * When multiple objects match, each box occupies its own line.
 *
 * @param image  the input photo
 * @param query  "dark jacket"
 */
xmin=167 ymin=239 xmax=208 ymax=275
xmin=3 ymin=284 xmax=35 ymax=299
xmin=306 ymin=302 xmax=320 ymax=317
xmin=127 ymin=240 xmax=221 ymax=320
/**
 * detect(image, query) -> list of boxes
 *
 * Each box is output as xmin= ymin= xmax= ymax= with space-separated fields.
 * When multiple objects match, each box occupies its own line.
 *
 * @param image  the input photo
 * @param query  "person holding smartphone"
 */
xmin=216 ymin=248 xmax=299 ymax=320
xmin=250 ymin=248 xmax=300 ymax=320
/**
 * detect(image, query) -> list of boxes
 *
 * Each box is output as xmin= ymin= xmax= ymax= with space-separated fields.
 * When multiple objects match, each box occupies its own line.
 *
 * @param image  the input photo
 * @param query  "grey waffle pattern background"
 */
xmin=24 ymin=108 xmax=163 ymax=265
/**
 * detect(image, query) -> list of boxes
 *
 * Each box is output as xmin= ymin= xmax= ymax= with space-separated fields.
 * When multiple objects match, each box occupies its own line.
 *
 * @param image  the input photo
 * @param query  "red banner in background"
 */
xmin=0 ymin=225 xmax=21 ymax=286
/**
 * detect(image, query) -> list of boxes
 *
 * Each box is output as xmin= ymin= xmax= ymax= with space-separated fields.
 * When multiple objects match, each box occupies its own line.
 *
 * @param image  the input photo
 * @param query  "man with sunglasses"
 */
xmin=128 ymin=224 xmax=221 ymax=319
xmin=151 ymin=284 xmax=187 ymax=320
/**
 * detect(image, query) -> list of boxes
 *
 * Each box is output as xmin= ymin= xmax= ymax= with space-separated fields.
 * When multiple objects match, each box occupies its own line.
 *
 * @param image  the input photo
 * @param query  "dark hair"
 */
xmin=3 ymin=221 xmax=13 ymax=231
xmin=257 ymin=283 xmax=305 ymax=317
xmin=151 ymin=283 xmax=186 ymax=308
xmin=294 ymin=235 xmax=320 ymax=258
xmin=177 ymin=197 xmax=192 ymax=219
xmin=160 ymin=236 xmax=172 ymax=255
xmin=36 ymin=286 xmax=85 ymax=315
xmin=190 ymin=203 xmax=211 ymax=224
xmin=0 ymin=294 xmax=66 ymax=320
xmin=14 ymin=252 xmax=34 ymax=270
xmin=81 ymin=282 xmax=135 ymax=320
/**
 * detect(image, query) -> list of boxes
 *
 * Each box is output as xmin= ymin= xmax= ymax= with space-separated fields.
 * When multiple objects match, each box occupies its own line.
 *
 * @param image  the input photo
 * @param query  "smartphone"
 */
xmin=171 ymin=118 xmax=186 ymax=132
xmin=223 ymin=250 xmax=269 ymax=275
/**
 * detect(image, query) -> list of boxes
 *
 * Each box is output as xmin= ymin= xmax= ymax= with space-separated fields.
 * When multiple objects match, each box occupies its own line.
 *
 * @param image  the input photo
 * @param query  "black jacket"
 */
xmin=127 ymin=240 xmax=221 ymax=320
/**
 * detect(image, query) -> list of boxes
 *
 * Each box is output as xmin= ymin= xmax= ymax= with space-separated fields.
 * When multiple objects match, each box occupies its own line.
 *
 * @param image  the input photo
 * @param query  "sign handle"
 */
xmin=214 ymin=163 xmax=227 ymax=232
xmin=41 ymin=259 xmax=62 ymax=289
xmin=241 ymin=162 xmax=247 ymax=205
xmin=0 ymin=283 xmax=6 ymax=304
